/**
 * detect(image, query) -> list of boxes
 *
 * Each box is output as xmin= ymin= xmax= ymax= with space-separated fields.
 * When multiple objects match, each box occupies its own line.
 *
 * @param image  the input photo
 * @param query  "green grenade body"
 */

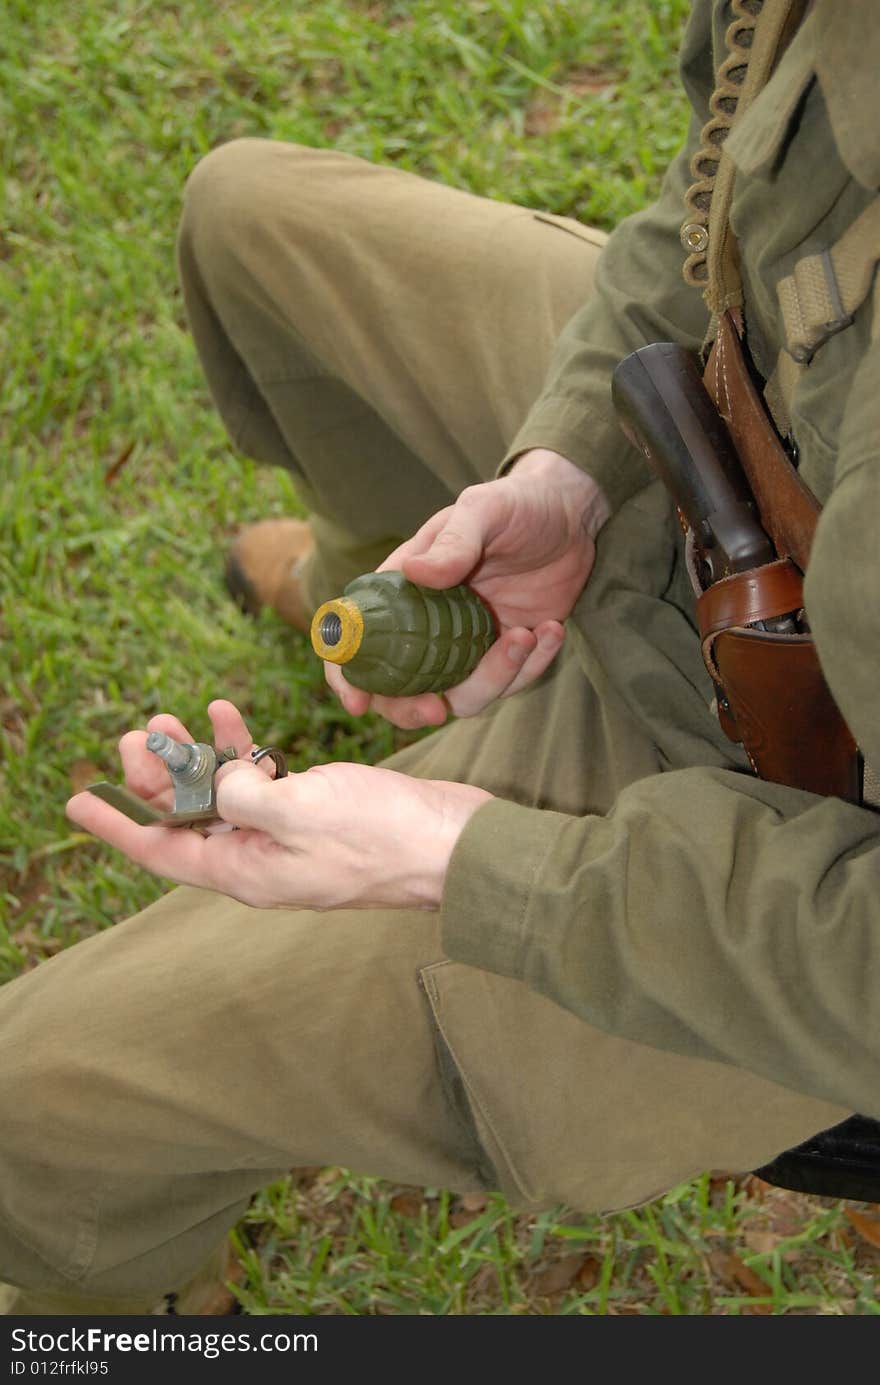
xmin=311 ymin=571 xmax=496 ymax=696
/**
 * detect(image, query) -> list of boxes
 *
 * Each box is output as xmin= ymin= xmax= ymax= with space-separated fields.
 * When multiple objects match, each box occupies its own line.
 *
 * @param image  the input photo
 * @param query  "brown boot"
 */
xmin=225 ymin=518 xmax=314 ymax=632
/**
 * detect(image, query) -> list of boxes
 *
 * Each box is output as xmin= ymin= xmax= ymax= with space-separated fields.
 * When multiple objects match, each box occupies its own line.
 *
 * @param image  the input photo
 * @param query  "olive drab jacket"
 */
xmin=440 ymin=0 xmax=880 ymax=1117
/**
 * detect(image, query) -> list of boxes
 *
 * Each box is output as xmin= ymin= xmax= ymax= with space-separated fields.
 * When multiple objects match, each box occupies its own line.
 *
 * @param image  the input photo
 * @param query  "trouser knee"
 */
xmin=179 ymin=136 xmax=312 ymax=288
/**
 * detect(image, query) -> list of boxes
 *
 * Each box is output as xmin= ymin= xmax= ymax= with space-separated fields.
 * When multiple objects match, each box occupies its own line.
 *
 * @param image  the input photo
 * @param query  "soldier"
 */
xmin=2 ymin=0 xmax=878 ymax=1314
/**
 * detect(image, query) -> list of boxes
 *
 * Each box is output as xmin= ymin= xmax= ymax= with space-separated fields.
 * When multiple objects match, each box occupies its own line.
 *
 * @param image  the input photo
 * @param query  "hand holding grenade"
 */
xmin=310 ymin=571 xmax=496 ymax=696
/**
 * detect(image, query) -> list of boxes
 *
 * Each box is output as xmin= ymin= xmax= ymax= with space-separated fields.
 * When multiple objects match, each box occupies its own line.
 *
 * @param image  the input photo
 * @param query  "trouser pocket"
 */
xmin=418 ymin=958 xmax=849 ymax=1214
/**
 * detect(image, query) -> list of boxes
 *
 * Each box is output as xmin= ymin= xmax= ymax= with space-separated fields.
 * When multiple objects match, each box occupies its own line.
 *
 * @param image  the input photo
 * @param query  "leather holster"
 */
xmin=693 ymin=312 xmax=861 ymax=803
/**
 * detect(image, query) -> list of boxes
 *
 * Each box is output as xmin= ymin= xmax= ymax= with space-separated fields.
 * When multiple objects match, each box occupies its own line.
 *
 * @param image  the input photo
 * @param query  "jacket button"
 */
xmin=681 ymin=222 xmax=709 ymax=253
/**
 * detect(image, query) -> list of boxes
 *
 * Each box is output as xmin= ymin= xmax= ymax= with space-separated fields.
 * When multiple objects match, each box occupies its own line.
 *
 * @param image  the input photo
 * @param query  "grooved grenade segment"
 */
xmin=310 ymin=571 xmax=497 ymax=696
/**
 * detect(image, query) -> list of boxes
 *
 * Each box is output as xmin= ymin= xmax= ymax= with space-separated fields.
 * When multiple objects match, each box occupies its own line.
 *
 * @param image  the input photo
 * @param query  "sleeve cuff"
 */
xmin=440 ymin=796 xmax=574 ymax=979
xmin=499 ymin=394 xmax=652 ymax=516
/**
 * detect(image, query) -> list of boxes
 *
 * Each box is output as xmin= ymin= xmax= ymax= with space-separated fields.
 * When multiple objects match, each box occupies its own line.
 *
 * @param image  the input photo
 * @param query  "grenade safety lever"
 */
xmin=86 ymin=732 xmax=288 ymax=828
xmin=310 ymin=571 xmax=497 ymax=697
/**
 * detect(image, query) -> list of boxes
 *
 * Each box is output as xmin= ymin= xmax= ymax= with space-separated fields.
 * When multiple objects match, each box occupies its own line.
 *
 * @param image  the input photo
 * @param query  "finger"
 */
xmin=126 ymin=713 xmax=201 ymax=802
xmin=326 ymin=653 xmax=448 ymax=729
xmin=399 ymin=504 xmax=486 ymax=588
xmin=367 ymin=689 xmax=449 ymax=730
xmin=67 ymin=787 xmax=274 ymax=903
xmin=122 ymin=712 xmax=199 ymax=800
xmin=66 ymin=788 xmax=216 ymax=888
xmin=118 ymin=730 xmax=179 ymax=806
xmin=324 ymin=661 xmax=373 ymax=717
xmin=145 ymin=712 xmax=196 ymax=743
xmin=215 ymin=763 xmax=292 ymax=836
xmin=206 ymin=699 xmax=255 ymax=756
xmin=379 ymin=508 xmax=455 ymax=572
xmin=442 ymin=628 xmax=543 ymax=718
xmin=202 ymin=820 xmax=237 ymax=835
xmin=213 ymin=755 xmax=275 ymax=792
xmin=496 ymin=621 xmax=566 ymax=701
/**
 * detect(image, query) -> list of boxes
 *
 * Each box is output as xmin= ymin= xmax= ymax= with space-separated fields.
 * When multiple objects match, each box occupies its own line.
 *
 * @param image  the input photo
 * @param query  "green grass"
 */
xmin=230 ymin=1172 xmax=880 ymax=1316
xmin=1 ymin=0 xmax=878 ymax=1315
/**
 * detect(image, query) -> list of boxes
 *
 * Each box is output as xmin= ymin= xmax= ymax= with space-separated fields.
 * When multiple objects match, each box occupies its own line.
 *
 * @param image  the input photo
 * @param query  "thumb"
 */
xmin=214 ymin=762 xmax=291 ymax=836
xmin=402 ymin=503 xmax=486 ymax=588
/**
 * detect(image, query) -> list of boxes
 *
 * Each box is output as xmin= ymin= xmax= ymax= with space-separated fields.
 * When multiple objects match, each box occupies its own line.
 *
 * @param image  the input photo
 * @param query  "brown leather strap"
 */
xmin=702 ymin=311 xmax=821 ymax=572
xmin=698 ymin=558 xmax=803 ymax=673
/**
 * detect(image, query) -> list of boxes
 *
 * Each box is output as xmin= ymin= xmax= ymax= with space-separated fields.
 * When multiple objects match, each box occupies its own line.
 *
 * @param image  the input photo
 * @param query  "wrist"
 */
xmin=507 ymin=447 xmax=611 ymax=541
xmin=418 ymin=782 xmax=494 ymax=909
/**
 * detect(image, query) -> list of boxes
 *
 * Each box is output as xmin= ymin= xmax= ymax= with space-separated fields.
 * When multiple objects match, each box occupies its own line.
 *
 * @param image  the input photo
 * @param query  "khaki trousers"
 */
xmin=0 ymin=141 xmax=845 ymax=1311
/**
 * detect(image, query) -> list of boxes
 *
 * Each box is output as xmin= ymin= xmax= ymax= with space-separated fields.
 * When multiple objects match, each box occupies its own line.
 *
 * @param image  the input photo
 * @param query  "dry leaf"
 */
xmin=389 ymin=1192 xmax=423 ymax=1218
xmin=524 ymin=100 xmax=559 ymax=137
xmin=565 ymin=66 xmax=618 ymax=98
xmin=742 ymin=1175 xmax=773 ymax=1201
xmin=104 ymin=441 xmax=136 ymax=484
xmin=575 ymin=1256 xmax=601 ymax=1291
xmin=709 ymin=1171 xmax=738 ymax=1190
xmin=469 ymin=1263 xmax=498 ymax=1297
xmin=289 ymin=1166 xmax=325 ymax=1184
xmin=70 ymin=759 xmax=102 ymax=794
xmin=532 ymin=1254 xmax=590 ymax=1297
xmin=11 ymin=922 xmax=63 ymax=965
xmin=449 ymin=1207 xmax=483 ymax=1228
xmin=729 ymin=1256 xmax=770 ymax=1297
xmin=765 ymin=1196 xmax=807 ymax=1239
xmin=459 ymin=1192 xmax=488 ymax=1213
xmin=844 ymin=1209 xmax=880 ymax=1249
xmin=709 ymin=1250 xmax=771 ymax=1299
xmin=743 ymin=1230 xmax=778 ymax=1255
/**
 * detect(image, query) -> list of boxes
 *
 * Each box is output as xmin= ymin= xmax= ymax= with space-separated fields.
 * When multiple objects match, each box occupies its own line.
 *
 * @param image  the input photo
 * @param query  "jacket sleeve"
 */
xmin=502 ymin=2 xmax=716 ymax=514
xmin=442 ymin=340 xmax=880 ymax=1120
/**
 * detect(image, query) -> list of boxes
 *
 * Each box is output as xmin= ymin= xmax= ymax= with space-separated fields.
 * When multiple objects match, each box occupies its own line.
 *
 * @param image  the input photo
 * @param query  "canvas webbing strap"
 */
xmin=765 ymin=200 xmax=880 ymax=427
xmin=681 ymin=0 xmax=808 ymax=314
xmin=776 ymin=198 xmax=880 ymax=365
xmin=776 ymin=198 xmax=880 ymax=364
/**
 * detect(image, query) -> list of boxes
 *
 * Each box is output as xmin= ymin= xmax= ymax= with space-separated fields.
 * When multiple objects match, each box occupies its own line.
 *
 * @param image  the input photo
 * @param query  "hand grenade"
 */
xmin=310 ymin=571 xmax=496 ymax=696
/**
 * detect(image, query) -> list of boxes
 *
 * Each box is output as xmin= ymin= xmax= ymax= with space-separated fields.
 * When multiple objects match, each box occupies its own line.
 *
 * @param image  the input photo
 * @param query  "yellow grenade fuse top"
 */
xmin=310 ymin=571 xmax=497 ymax=697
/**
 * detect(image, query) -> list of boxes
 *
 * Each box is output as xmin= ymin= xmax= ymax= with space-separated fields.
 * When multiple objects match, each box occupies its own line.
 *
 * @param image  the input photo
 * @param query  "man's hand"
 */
xmin=66 ymin=700 xmax=492 ymax=910
xmin=325 ymin=449 xmax=610 ymax=728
